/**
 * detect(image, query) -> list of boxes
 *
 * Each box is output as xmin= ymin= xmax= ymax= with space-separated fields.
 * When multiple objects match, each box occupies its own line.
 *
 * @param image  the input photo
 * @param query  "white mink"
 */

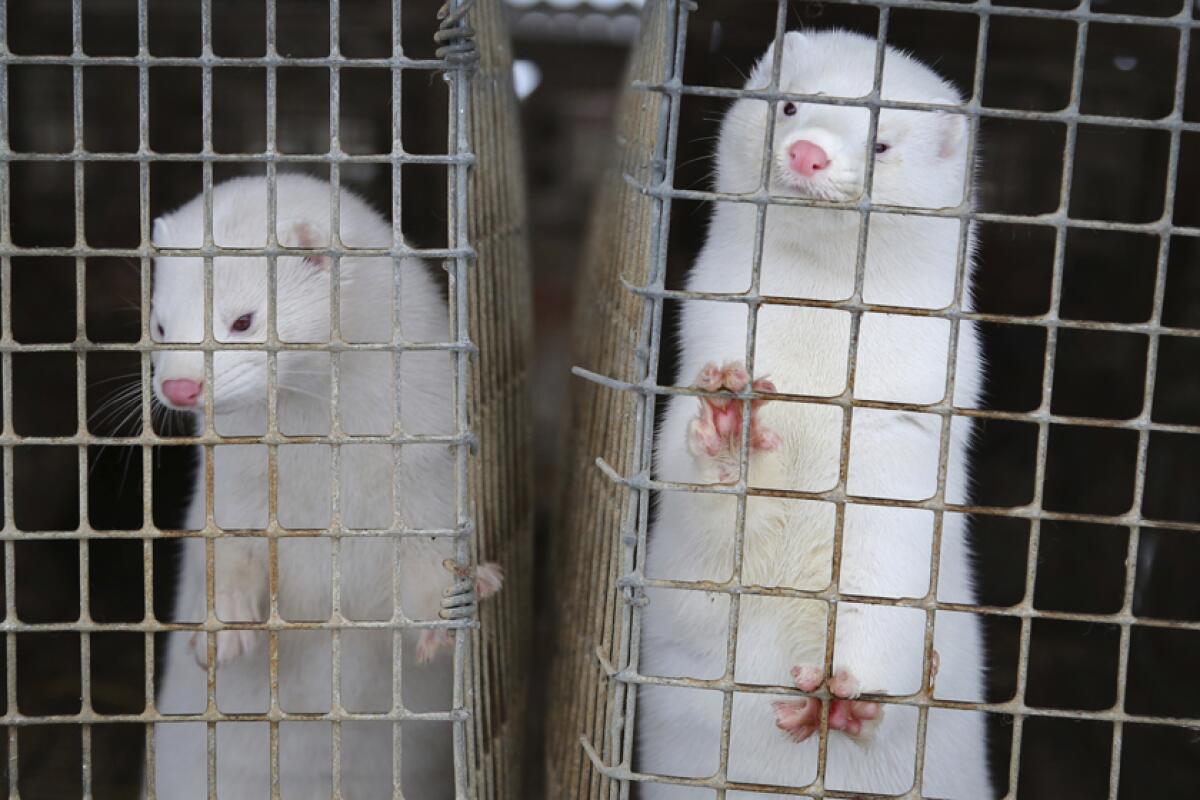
xmin=635 ymin=31 xmax=993 ymax=798
xmin=144 ymin=175 xmax=499 ymax=799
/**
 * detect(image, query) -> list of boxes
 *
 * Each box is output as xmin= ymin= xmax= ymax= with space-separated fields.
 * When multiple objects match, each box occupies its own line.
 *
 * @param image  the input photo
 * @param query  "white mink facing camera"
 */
xmin=149 ymin=215 xmax=334 ymax=435
xmin=719 ymin=30 xmax=970 ymax=212
xmin=773 ymin=97 xmax=875 ymax=202
xmin=148 ymin=249 xmax=272 ymax=427
xmin=768 ymin=96 xmax=969 ymax=210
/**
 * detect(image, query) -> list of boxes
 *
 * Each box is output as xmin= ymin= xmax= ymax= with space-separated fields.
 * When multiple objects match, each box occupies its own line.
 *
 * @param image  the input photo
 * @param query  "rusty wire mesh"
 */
xmin=546 ymin=0 xmax=1200 ymax=798
xmin=0 ymin=0 xmax=532 ymax=797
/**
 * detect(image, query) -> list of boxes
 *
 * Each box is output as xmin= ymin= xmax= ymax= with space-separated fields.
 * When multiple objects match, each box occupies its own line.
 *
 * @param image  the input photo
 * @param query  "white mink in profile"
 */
xmin=635 ymin=31 xmax=993 ymax=798
xmin=144 ymin=175 xmax=501 ymax=799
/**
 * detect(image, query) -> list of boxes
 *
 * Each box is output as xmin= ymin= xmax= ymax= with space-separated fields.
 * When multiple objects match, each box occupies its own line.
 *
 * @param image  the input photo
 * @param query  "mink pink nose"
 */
xmin=162 ymin=378 xmax=202 ymax=407
xmin=788 ymin=140 xmax=830 ymax=177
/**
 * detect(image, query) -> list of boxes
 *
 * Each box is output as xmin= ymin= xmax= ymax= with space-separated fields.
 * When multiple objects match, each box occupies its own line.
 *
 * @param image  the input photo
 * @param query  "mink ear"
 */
xmin=283 ymin=221 xmax=330 ymax=270
xmin=931 ymin=98 xmax=968 ymax=160
xmin=749 ymin=30 xmax=806 ymax=88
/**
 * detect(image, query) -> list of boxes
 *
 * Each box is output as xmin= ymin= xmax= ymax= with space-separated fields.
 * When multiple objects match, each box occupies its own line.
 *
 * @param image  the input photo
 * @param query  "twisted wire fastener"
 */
xmin=435 ymin=0 xmax=478 ymax=66
xmin=439 ymin=558 xmax=480 ymax=623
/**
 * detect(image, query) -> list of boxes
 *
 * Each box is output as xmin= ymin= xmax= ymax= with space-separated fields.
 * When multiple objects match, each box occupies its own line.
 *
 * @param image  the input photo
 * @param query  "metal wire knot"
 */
xmin=439 ymin=558 xmax=480 ymax=622
xmin=435 ymin=0 xmax=479 ymax=67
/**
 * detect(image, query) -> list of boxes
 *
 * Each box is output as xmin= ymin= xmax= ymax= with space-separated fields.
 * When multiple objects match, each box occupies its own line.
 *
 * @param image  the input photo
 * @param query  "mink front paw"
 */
xmin=773 ymin=664 xmax=882 ymax=742
xmin=473 ymin=562 xmax=504 ymax=600
xmin=416 ymin=561 xmax=504 ymax=664
xmin=416 ymin=629 xmax=452 ymax=664
xmin=686 ymin=361 xmax=780 ymax=483
xmin=189 ymin=589 xmax=265 ymax=669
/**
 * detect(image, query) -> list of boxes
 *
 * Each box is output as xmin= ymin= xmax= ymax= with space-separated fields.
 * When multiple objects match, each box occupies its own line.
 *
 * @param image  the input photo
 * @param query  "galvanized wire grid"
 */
xmin=0 ymin=0 xmax=486 ymax=797
xmin=542 ymin=1 xmax=672 ymax=794
xmin=456 ymin=0 xmax=537 ymax=795
xmin=569 ymin=0 xmax=1198 ymax=798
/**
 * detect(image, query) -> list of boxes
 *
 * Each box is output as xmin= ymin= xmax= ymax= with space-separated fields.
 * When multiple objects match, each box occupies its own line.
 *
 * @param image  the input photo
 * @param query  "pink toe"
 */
xmin=773 ymin=698 xmax=819 ymax=743
xmin=751 ymin=378 xmax=777 ymax=396
xmin=791 ymin=665 xmax=824 ymax=692
xmin=696 ymin=363 xmax=722 ymax=390
xmin=828 ymin=699 xmax=851 ymax=730
xmin=773 ymin=698 xmax=807 ymax=721
xmin=723 ymin=364 xmax=750 ymax=390
xmin=826 ymin=698 xmax=880 ymax=738
xmin=829 ymin=668 xmax=860 ymax=699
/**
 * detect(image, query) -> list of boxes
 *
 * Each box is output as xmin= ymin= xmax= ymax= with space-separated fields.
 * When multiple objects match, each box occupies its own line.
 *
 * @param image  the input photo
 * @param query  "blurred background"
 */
xmin=3 ymin=0 xmax=1199 ymax=796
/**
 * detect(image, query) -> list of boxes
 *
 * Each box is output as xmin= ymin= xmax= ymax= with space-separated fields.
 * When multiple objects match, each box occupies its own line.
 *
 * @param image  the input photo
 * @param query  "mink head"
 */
xmin=149 ymin=174 xmax=390 ymax=415
xmin=716 ymin=29 xmax=971 ymax=212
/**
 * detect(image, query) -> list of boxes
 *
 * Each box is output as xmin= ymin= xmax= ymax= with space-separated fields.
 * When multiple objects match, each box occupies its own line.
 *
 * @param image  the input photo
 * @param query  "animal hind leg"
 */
xmin=773 ymin=664 xmax=883 ymax=742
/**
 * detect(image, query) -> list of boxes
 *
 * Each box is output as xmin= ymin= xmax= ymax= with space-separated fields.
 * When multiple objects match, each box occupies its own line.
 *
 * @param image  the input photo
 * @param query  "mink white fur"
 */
xmin=635 ymin=31 xmax=992 ymax=798
xmin=145 ymin=175 xmax=493 ymax=799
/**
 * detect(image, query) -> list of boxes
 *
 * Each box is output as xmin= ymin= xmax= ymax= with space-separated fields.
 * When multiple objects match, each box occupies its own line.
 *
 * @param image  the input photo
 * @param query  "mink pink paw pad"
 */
xmin=773 ymin=696 xmax=820 ymax=743
xmin=687 ymin=361 xmax=781 ymax=481
xmin=775 ymin=665 xmax=883 ymax=742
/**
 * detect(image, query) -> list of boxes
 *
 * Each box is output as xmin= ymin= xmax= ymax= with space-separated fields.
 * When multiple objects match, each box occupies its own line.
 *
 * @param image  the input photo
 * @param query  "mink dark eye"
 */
xmin=874 ymin=142 xmax=891 ymax=155
xmin=230 ymin=313 xmax=254 ymax=333
xmin=782 ymin=102 xmax=797 ymax=117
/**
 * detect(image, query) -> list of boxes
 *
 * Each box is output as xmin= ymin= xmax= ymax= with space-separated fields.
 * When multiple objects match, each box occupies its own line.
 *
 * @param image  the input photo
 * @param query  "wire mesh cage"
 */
xmin=0 ymin=0 xmax=533 ymax=797
xmin=546 ymin=0 xmax=1200 ymax=798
